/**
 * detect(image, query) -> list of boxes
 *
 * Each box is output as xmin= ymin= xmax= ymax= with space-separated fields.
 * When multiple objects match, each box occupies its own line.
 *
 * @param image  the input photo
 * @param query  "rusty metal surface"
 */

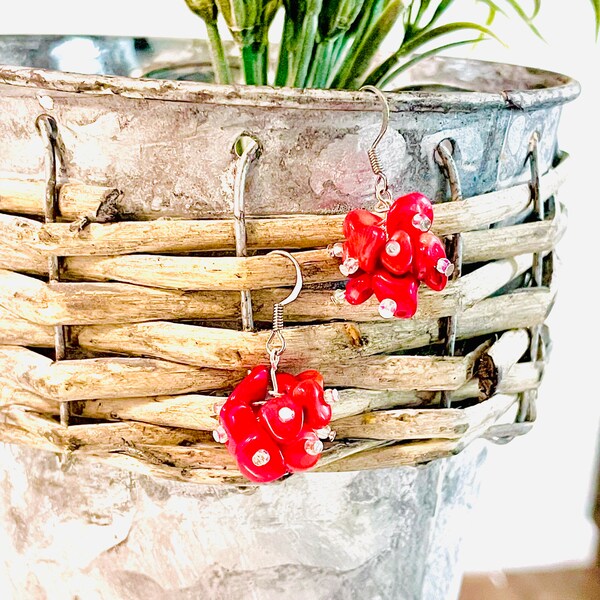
xmin=0 ymin=36 xmax=579 ymax=219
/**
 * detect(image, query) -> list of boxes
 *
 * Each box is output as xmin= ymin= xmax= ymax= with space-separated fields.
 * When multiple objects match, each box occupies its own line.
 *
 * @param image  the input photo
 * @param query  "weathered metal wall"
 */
xmin=0 ymin=442 xmax=486 ymax=600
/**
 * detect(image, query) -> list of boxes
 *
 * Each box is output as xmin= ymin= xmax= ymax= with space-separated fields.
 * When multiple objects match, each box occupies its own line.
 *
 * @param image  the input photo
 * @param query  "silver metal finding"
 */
xmin=435 ymin=138 xmax=464 ymax=410
xmin=265 ymin=250 xmax=304 ymax=394
xmin=232 ymin=132 xmax=261 ymax=332
xmin=36 ymin=113 xmax=70 ymax=427
xmin=360 ymin=85 xmax=393 ymax=211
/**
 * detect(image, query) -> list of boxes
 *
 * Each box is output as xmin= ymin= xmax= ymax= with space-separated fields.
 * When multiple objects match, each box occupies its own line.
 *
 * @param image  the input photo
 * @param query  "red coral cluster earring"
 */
xmin=213 ymin=251 xmax=337 ymax=483
xmin=331 ymin=87 xmax=453 ymax=319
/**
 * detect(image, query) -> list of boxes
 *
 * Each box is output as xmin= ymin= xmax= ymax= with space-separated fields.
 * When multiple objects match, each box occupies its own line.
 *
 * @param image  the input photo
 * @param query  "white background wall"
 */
xmin=1 ymin=0 xmax=599 ymax=573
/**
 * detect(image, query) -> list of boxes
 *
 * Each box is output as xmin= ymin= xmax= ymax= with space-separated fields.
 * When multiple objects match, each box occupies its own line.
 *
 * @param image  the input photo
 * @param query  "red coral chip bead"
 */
xmin=343 ymin=209 xmax=383 ymax=239
xmin=380 ymin=229 xmax=413 ymax=276
xmin=344 ymin=224 xmax=386 ymax=274
xmin=296 ymin=369 xmax=325 ymax=389
xmin=293 ymin=378 xmax=332 ymax=430
xmin=227 ymin=365 xmax=270 ymax=406
xmin=258 ymin=393 xmax=304 ymax=444
xmin=344 ymin=272 xmax=374 ymax=305
xmin=219 ymin=402 xmax=262 ymax=453
xmin=414 ymin=232 xmax=452 ymax=291
xmin=282 ymin=429 xmax=324 ymax=472
xmin=342 ymin=209 xmax=386 ymax=273
xmin=372 ymin=270 xmax=419 ymax=319
xmin=275 ymin=372 xmax=299 ymax=396
xmin=235 ymin=430 xmax=287 ymax=483
xmin=386 ymin=192 xmax=434 ymax=236
xmin=422 ymin=269 xmax=448 ymax=292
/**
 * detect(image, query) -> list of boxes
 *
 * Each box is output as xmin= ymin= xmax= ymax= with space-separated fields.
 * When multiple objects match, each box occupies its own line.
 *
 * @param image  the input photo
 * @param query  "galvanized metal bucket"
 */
xmin=0 ymin=36 xmax=579 ymax=600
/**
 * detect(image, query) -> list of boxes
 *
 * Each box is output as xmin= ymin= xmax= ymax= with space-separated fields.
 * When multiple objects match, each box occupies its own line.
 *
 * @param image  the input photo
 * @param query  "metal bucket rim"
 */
xmin=0 ymin=35 xmax=580 ymax=112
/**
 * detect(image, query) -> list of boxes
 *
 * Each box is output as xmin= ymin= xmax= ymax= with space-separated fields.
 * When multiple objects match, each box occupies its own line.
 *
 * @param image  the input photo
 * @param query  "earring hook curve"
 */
xmin=360 ymin=85 xmax=393 ymax=210
xmin=267 ymin=250 xmax=303 ymax=306
xmin=360 ymin=85 xmax=390 ymax=156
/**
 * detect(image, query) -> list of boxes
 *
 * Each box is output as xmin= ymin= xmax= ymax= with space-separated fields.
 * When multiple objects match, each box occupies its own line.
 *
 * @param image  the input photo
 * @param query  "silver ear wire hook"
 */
xmin=265 ymin=250 xmax=303 ymax=395
xmin=360 ymin=85 xmax=393 ymax=211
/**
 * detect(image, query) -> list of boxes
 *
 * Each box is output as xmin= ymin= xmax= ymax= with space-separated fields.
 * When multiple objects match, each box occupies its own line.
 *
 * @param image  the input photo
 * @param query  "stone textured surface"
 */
xmin=0 ymin=442 xmax=486 ymax=600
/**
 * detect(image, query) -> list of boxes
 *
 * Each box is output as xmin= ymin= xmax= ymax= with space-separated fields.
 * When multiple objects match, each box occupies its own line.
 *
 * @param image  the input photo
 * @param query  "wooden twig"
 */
xmin=0 ymin=359 xmax=543 ymax=430
xmin=0 ymin=253 xmax=537 ymax=326
xmin=0 ymin=338 xmax=479 ymax=401
xmin=476 ymin=329 xmax=530 ymax=399
xmin=0 ymin=345 xmax=243 ymax=401
xmin=73 ymin=292 xmax=550 ymax=370
xmin=332 ymin=393 xmax=518 ymax=441
xmin=0 ymin=197 xmax=566 ymax=258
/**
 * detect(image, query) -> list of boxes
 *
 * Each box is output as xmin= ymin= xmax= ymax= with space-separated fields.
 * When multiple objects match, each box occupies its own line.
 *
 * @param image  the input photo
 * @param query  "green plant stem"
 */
xmin=205 ymin=20 xmax=231 ymax=84
xmin=314 ymin=39 xmax=337 ymax=87
xmin=257 ymin=43 xmax=269 ymax=84
xmin=291 ymin=11 xmax=321 ymax=87
xmin=362 ymin=28 xmax=406 ymax=87
xmin=304 ymin=39 xmax=333 ymax=88
xmin=246 ymin=43 xmax=269 ymax=85
xmin=275 ymin=13 xmax=294 ymax=85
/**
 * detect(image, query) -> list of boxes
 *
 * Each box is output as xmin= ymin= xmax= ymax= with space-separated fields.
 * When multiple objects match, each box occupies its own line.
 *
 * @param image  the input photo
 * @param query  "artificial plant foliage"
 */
xmin=184 ymin=0 xmax=600 ymax=89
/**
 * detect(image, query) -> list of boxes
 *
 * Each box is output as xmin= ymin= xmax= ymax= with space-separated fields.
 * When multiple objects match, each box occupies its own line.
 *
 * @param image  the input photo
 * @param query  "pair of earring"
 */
xmin=214 ymin=87 xmax=452 ymax=483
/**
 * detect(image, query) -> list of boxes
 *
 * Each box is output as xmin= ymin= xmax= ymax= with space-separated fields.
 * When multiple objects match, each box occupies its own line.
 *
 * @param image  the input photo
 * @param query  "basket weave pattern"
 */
xmin=0 ymin=133 xmax=566 ymax=484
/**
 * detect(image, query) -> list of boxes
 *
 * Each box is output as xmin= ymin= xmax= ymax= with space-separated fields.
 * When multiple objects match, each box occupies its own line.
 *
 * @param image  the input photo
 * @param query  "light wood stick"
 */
xmin=0 ymin=197 xmax=566 ymax=258
xmin=89 ymin=453 xmax=247 ymax=485
xmin=0 ymin=406 xmax=215 ymax=450
xmin=0 ymin=252 xmax=535 ymax=326
xmin=0 ymin=270 xmax=242 ymax=325
xmin=0 ymin=286 xmax=553 ymax=373
xmin=0 ymin=305 xmax=53 ymax=346
xmin=0 ymin=360 xmax=542 ymax=430
xmin=64 ymin=250 xmax=342 ymax=290
xmin=0 ymin=345 xmax=243 ymax=401
xmin=0 ymin=340 xmax=477 ymax=400
xmin=332 ymin=393 xmax=518 ymax=441
xmin=75 ymin=320 xmax=438 ymax=369
xmin=476 ymin=329 xmax=530 ymax=398
xmin=314 ymin=438 xmax=464 ymax=472
xmin=0 ymin=214 xmax=563 ymax=291
xmin=462 ymin=203 xmax=566 ymax=263
xmin=74 ymin=291 xmax=550 ymax=370
xmin=0 ymin=180 xmax=113 ymax=220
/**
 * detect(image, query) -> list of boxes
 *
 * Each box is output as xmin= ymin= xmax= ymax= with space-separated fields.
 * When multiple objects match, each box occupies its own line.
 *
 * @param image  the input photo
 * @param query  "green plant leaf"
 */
xmin=216 ymin=0 xmax=281 ymax=84
xmin=304 ymin=0 xmax=367 ymax=87
xmin=401 ymin=20 xmax=504 ymax=54
xmin=332 ymin=0 xmax=404 ymax=88
xmin=477 ymin=0 xmax=506 ymax=23
xmin=381 ymin=38 xmax=485 ymax=88
xmin=501 ymin=0 xmax=544 ymax=39
xmin=592 ymin=0 xmax=600 ymax=38
xmin=424 ymin=0 xmax=455 ymax=30
xmin=365 ymin=20 xmax=504 ymax=84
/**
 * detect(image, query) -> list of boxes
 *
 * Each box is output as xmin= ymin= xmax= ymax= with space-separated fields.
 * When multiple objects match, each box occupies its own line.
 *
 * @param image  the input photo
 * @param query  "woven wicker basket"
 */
xmin=0 ymin=40 xmax=578 ymax=485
